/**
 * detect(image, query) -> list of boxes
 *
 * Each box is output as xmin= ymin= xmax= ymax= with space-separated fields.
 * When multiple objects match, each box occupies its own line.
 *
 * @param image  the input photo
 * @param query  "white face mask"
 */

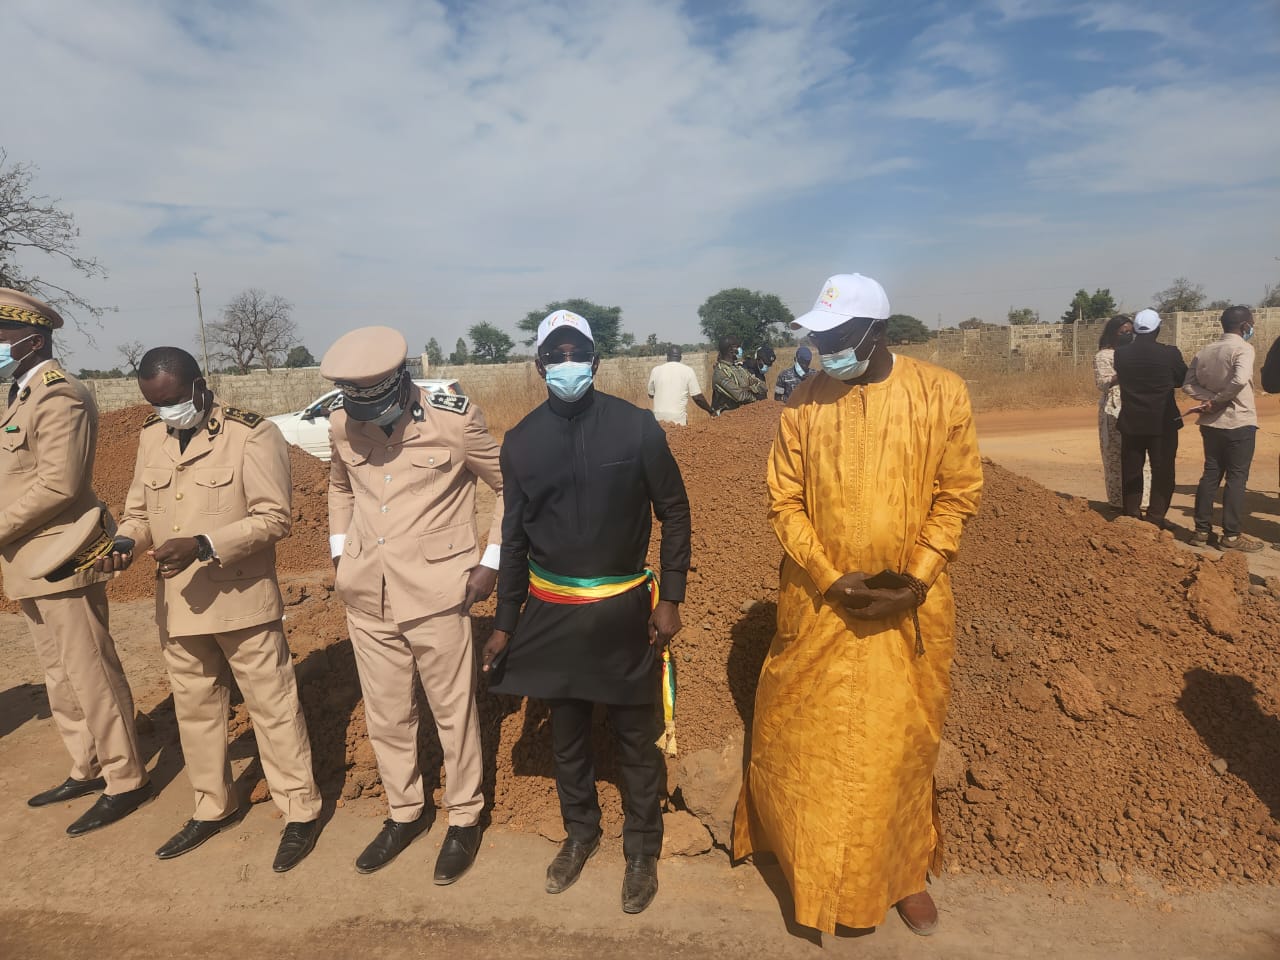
xmin=154 ymin=383 xmax=205 ymax=430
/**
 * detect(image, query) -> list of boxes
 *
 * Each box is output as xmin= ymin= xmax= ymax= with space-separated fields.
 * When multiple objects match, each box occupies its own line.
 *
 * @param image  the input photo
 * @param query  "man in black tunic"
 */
xmin=482 ymin=309 xmax=690 ymax=915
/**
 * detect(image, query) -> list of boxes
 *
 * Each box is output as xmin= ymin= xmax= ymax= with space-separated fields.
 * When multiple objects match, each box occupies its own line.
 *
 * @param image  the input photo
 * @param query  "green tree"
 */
xmin=1007 ymin=306 xmax=1038 ymax=325
xmin=644 ymin=332 xmax=661 ymax=355
xmin=885 ymin=313 xmax=930 ymax=343
xmin=1060 ymin=288 xmax=1117 ymax=323
xmin=425 ymin=337 xmax=444 ymax=368
xmin=1153 ymin=277 xmax=1206 ymax=314
xmin=77 ymin=367 xmax=124 ymax=379
xmin=284 ymin=345 xmax=315 ymax=368
xmin=450 ymin=337 xmax=469 ymax=365
xmin=697 ymin=288 xmax=794 ymax=351
xmin=517 ymin=299 xmax=625 ymax=356
xmin=468 ymin=322 xmax=513 ymax=364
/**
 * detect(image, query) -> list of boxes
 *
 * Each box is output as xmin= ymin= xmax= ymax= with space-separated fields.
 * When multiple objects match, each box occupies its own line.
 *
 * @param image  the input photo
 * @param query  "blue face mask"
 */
xmin=1243 ymin=325 xmax=1255 ymax=342
xmin=0 ymin=335 xmax=36 ymax=379
xmin=794 ymin=362 xmax=807 ymax=377
xmin=818 ymin=324 xmax=877 ymax=381
xmin=735 ymin=346 xmax=744 ymax=360
xmin=545 ymin=361 xmax=594 ymax=402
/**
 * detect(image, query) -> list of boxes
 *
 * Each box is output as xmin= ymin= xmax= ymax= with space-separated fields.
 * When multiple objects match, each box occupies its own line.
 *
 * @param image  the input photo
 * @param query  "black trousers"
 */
xmin=1194 ymin=425 xmax=1257 ymax=537
xmin=1121 ymin=430 xmax=1178 ymax=521
xmin=548 ymin=698 xmax=663 ymax=857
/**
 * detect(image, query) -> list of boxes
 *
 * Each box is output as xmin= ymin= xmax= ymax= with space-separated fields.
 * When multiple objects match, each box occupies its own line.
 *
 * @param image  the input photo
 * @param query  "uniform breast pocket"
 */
xmin=0 ymin=432 xmax=35 ymax=474
xmin=408 ymin=447 xmax=451 ymax=495
xmin=143 ymin=468 xmax=173 ymax=513
xmin=191 ymin=467 xmax=234 ymax=514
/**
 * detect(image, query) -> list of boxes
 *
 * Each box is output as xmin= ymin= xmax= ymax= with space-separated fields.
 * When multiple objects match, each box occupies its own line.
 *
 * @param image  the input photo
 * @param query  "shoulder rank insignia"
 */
xmin=425 ymin=393 xmax=470 ymax=415
xmin=222 ymin=406 xmax=264 ymax=428
xmin=207 ymin=416 xmax=221 ymax=437
xmin=143 ymin=413 xmax=164 ymax=427
xmin=411 ymin=402 xmax=425 ymax=422
xmin=18 ymin=387 xmax=30 ymax=403
xmin=42 ymin=369 xmax=66 ymax=387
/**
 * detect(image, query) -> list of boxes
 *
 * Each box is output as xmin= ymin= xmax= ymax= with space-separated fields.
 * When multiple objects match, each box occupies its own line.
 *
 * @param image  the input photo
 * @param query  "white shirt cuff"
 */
xmin=480 ymin=543 xmax=501 ymax=569
xmin=203 ymin=536 xmax=218 ymax=560
xmin=330 ymin=534 xmax=347 ymax=558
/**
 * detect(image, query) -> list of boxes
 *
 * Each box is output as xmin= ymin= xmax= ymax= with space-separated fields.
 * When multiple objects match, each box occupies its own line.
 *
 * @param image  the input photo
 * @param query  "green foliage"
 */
xmin=517 ymin=299 xmax=625 ymax=356
xmin=1060 ymin=288 xmax=1117 ymax=323
xmin=77 ymin=367 xmax=125 ymax=379
xmin=284 ymin=345 xmax=315 ymax=368
xmin=1007 ymin=306 xmax=1038 ymax=325
xmin=424 ymin=337 xmax=444 ymax=368
xmin=885 ymin=313 xmax=930 ymax=343
xmin=450 ymin=337 xmax=469 ymax=365
xmin=1153 ymin=277 xmax=1205 ymax=314
xmin=468 ymin=323 xmax=513 ymax=364
xmin=697 ymin=288 xmax=794 ymax=352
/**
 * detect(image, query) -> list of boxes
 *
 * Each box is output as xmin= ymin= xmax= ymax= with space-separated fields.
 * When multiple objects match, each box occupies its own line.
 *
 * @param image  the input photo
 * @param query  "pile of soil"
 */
xmin=17 ymin=396 xmax=1280 ymax=888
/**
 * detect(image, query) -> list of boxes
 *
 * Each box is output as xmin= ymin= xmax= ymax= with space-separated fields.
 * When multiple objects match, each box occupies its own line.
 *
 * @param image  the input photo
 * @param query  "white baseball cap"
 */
xmin=792 ymin=273 xmax=891 ymax=332
xmin=536 ymin=310 xmax=595 ymax=349
xmin=1133 ymin=308 xmax=1161 ymax=333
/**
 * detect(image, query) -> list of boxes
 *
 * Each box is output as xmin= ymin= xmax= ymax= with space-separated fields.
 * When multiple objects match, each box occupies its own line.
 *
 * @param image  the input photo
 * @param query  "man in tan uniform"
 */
xmin=98 ymin=346 xmax=321 ymax=871
xmin=323 ymin=326 xmax=502 ymax=882
xmin=0 ymin=289 xmax=151 ymax=836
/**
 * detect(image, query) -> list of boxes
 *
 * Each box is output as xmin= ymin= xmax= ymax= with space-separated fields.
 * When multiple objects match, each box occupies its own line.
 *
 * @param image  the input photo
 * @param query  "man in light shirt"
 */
xmin=1184 ymin=306 xmax=1263 ymax=552
xmin=647 ymin=347 xmax=713 ymax=426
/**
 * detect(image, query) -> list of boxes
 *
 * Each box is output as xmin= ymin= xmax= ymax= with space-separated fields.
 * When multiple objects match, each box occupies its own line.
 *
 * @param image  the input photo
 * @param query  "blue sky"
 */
xmin=6 ymin=0 xmax=1279 ymax=366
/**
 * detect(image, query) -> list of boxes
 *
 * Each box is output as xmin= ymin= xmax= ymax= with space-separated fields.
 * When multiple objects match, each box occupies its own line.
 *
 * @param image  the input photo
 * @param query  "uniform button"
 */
xmin=376 ymin=537 xmax=385 ymax=545
xmin=384 ymin=474 xmax=392 ymax=483
xmin=176 ymin=465 xmax=185 ymax=472
xmin=428 ymin=457 xmax=435 ymax=465
xmin=380 ymin=505 xmax=389 ymax=513
xmin=172 ymin=526 xmax=180 ymax=532
xmin=175 ymin=493 xmax=184 ymax=501
xmin=447 ymin=543 xmax=453 ymax=549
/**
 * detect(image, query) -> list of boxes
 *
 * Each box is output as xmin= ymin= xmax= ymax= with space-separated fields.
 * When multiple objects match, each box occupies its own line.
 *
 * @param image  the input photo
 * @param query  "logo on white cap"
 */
xmin=793 ymin=273 xmax=891 ymax=332
xmin=536 ymin=310 xmax=595 ymax=349
xmin=1133 ymin=309 xmax=1161 ymax=334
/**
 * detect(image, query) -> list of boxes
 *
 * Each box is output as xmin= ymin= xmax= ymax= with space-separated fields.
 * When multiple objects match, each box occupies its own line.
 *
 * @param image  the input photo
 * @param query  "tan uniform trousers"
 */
xmin=160 ymin=619 xmax=321 ymax=823
xmin=20 ymin=582 xmax=147 ymax=793
xmin=346 ymin=597 xmax=483 ymax=826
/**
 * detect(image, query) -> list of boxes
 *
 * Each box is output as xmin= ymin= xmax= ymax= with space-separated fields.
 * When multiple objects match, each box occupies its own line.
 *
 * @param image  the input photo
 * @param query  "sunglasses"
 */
xmin=539 ymin=348 xmax=596 ymax=365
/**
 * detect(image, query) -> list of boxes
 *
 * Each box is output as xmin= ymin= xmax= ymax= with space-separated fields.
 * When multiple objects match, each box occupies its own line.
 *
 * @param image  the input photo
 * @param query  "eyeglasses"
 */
xmin=539 ymin=349 xmax=596 ymax=365
xmin=810 ymin=320 xmax=878 ymax=355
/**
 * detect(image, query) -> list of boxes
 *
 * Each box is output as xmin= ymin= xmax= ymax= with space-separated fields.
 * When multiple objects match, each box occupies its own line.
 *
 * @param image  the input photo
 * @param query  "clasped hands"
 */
xmin=824 ymin=572 xmax=917 ymax=620
xmin=93 ymin=536 xmax=202 ymax=580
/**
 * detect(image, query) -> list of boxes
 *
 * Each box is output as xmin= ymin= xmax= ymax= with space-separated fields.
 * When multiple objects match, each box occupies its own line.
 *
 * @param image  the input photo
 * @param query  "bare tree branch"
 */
xmin=207 ymin=288 xmax=297 ymax=374
xmin=117 ymin=339 xmax=146 ymax=376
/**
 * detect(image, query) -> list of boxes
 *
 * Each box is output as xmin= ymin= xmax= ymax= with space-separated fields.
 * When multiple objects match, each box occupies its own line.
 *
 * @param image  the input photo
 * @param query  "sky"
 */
xmin=5 ymin=0 xmax=1280 ymax=367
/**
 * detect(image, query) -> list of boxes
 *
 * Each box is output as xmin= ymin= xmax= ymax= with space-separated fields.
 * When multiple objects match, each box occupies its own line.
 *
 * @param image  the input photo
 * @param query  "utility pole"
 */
xmin=193 ymin=273 xmax=211 ymax=376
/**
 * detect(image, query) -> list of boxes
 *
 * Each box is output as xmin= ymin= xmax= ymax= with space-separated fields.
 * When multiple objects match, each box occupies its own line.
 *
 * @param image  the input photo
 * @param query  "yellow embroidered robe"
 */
xmin=733 ymin=355 xmax=983 ymax=933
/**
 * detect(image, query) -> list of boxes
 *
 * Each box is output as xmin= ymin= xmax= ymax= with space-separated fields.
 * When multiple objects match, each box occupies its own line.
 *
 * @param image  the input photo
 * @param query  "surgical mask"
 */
xmin=735 ymin=347 xmax=744 ymax=360
xmin=794 ymin=362 xmax=806 ymax=377
xmin=154 ymin=384 xmax=205 ymax=430
xmin=818 ymin=324 xmax=877 ymax=381
xmin=0 ymin=335 xmax=36 ymax=378
xmin=1243 ymin=326 xmax=1254 ymax=342
xmin=545 ymin=361 xmax=594 ymax=402
xmin=759 ymin=364 xmax=770 ymax=374
xmin=373 ymin=402 xmax=404 ymax=428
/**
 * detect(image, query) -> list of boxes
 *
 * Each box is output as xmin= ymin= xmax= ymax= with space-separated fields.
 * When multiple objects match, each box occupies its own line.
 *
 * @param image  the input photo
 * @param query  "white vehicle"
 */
xmin=269 ymin=378 xmax=463 ymax=460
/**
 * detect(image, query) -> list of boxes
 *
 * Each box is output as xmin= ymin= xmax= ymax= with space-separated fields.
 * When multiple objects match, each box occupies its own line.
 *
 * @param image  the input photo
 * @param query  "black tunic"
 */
xmin=490 ymin=388 xmax=691 ymax=705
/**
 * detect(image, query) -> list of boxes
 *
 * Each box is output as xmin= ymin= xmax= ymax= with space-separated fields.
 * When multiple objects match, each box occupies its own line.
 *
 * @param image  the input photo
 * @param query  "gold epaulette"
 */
xmin=222 ymin=406 xmax=264 ymax=428
xmin=426 ymin=393 xmax=470 ymax=415
xmin=143 ymin=413 xmax=163 ymax=427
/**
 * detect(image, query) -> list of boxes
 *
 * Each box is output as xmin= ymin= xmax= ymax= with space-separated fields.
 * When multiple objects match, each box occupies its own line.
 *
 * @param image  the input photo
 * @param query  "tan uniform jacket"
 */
xmin=0 ymin=363 xmax=110 ymax=600
xmin=329 ymin=388 xmax=503 ymax=623
xmin=117 ymin=402 xmax=290 ymax=638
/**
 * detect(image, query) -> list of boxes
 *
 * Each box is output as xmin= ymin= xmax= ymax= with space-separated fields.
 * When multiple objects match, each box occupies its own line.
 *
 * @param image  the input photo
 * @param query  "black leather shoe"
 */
xmin=433 ymin=824 xmax=480 ymax=885
xmin=65 ymin=782 xmax=153 ymax=836
xmin=621 ymin=854 xmax=659 ymax=914
xmin=29 ymin=776 xmax=106 ymax=807
xmin=155 ymin=811 xmax=240 ymax=859
xmin=272 ymin=820 xmax=321 ymax=873
xmin=356 ymin=816 xmax=429 ymax=874
xmin=545 ymin=834 xmax=601 ymax=894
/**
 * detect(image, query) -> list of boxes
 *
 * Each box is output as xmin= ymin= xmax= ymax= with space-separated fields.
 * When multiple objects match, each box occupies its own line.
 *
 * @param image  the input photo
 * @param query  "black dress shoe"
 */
xmin=155 ymin=811 xmax=240 ymax=859
xmin=621 ymin=854 xmax=659 ymax=914
xmin=28 ymin=776 xmax=106 ymax=807
xmin=272 ymin=820 xmax=321 ymax=873
xmin=65 ymin=782 xmax=154 ymax=837
xmin=433 ymin=824 xmax=480 ymax=885
xmin=356 ymin=816 xmax=429 ymax=874
xmin=545 ymin=834 xmax=601 ymax=894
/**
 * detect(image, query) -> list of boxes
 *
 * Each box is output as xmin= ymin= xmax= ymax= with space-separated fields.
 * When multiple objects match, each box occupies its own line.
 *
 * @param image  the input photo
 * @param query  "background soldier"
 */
xmin=323 ymin=326 xmax=503 ymax=883
xmin=774 ymin=345 xmax=814 ymax=402
xmin=100 ymin=347 xmax=322 ymax=871
xmin=0 ymin=288 xmax=150 ymax=836
xmin=711 ymin=336 xmax=767 ymax=414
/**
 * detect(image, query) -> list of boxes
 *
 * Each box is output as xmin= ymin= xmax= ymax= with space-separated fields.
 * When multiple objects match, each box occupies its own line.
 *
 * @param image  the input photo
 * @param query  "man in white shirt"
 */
xmin=647 ymin=347 xmax=713 ymax=426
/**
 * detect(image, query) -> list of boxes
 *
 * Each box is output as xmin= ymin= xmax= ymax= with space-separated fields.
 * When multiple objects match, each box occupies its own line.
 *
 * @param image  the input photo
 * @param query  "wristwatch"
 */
xmin=194 ymin=535 xmax=214 ymax=563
